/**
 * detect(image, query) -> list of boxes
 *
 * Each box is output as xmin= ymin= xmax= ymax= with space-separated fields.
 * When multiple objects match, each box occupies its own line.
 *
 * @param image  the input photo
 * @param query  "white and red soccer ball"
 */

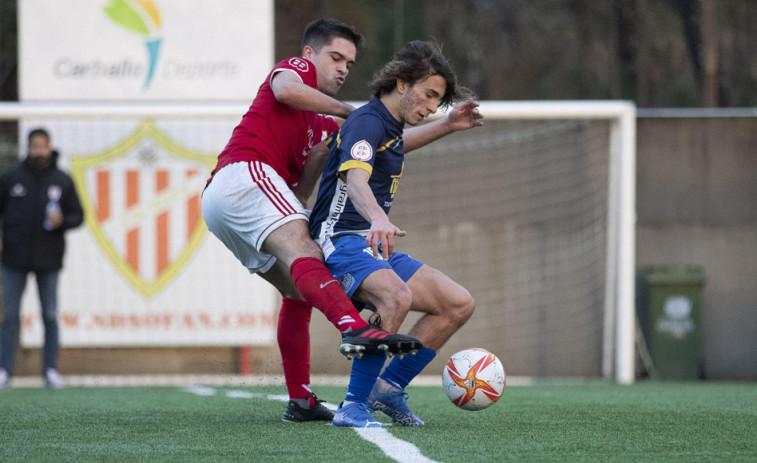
xmin=442 ymin=348 xmax=506 ymax=411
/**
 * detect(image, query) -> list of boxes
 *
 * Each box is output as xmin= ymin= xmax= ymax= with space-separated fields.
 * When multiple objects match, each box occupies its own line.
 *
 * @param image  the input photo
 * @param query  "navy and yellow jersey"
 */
xmin=309 ymin=97 xmax=405 ymax=258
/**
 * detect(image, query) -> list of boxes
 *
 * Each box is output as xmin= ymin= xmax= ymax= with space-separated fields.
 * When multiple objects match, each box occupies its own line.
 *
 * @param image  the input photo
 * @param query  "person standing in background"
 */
xmin=0 ymin=128 xmax=83 ymax=389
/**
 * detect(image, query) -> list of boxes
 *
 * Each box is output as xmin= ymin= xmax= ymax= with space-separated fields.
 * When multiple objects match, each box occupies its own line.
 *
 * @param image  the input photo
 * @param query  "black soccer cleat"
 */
xmin=282 ymin=393 xmax=335 ymax=423
xmin=339 ymin=324 xmax=423 ymax=360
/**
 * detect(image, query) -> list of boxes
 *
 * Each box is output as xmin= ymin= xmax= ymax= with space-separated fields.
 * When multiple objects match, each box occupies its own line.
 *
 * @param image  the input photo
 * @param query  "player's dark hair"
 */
xmin=28 ymin=128 xmax=50 ymax=143
xmin=369 ymin=40 xmax=472 ymax=109
xmin=302 ymin=19 xmax=364 ymax=54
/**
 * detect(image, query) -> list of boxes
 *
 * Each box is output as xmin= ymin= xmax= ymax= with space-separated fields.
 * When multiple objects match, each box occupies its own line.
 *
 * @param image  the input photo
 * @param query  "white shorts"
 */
xmin=201 ymin=161 xmax=308 ymax=274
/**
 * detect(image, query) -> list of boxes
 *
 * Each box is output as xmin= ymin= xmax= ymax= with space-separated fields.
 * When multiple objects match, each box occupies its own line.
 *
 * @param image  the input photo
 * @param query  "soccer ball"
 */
xmin=442 ymin=348 xmax=506 ymax=411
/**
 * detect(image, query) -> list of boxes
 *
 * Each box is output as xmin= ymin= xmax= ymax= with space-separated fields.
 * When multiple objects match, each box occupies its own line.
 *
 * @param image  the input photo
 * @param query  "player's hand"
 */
xmin=366 ymin=217 xmax=406 ymax=261
xmin=339 ymin=102 xmax=357 ymax=120
xmin=446 ymin=99 xmax=484 ymax=132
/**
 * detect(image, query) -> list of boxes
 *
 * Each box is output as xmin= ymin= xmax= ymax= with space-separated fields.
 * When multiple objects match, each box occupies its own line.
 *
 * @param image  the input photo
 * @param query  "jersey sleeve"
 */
xmin=269 ymin=57 xmax=318 ymax=89
xmin=336 ymin=113 xmax=385 ymax=177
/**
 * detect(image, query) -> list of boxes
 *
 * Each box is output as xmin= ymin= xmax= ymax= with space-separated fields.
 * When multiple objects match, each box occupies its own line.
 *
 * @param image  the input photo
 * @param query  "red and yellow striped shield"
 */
xmin=71 ymin=122 xmax=216 ymax=297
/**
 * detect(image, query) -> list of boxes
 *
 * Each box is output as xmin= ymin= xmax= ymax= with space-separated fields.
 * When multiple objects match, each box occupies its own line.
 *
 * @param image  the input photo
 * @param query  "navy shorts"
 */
xmin=325 ymin=235 xmax=423 ymax=299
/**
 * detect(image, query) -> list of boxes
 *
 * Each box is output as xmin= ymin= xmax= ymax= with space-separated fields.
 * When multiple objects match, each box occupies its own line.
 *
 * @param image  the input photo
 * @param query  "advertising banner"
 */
xmin=19 ymin=0 xmax=273 ymax=101
xmin=16 ymin=0 xmax=277 ymax=347
xmin=18 ymin=117 xmax=278 ymax=347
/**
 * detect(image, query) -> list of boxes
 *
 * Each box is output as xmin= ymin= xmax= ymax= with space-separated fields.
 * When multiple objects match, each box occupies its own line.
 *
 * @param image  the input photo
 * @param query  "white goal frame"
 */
xmin=0 ymin=100 xmax=636 ymax=383
xmin=476 ymin=101 xmax=636 ymax=385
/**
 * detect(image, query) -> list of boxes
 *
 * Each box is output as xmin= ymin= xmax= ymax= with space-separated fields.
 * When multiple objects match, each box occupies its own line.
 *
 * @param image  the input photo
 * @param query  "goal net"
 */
xmin=0 ymin=101 xmax=635 ymax=383
xmin=390 ymin=102 xmax=636 ymax=383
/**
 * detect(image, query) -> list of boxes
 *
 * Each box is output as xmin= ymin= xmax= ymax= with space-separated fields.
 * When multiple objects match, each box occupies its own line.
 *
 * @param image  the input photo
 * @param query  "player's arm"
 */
xmin=292 ymin=140 xmax=330 ymax=209
xmin=403 ymin=99 xmax=484 ymax=153
xmin=271 ymin=71 xmax=354 ymax=119
xmin=344 ymin=168 xmax=406 ymax=261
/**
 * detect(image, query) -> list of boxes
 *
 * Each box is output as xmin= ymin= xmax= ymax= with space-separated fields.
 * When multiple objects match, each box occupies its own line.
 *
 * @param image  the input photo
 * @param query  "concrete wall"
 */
xmin=636 ymin=117 xmax=757 ymax=380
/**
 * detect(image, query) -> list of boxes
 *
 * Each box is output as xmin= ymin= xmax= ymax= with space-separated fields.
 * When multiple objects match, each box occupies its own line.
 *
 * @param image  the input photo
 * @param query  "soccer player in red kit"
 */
xmin=201 ymin=19 xmax=421 ymax=423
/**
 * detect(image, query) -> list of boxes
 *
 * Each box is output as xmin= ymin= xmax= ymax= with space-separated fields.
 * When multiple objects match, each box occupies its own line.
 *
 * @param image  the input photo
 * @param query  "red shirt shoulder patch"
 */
xmin=288 ymin=57 xmax=309 ymax=73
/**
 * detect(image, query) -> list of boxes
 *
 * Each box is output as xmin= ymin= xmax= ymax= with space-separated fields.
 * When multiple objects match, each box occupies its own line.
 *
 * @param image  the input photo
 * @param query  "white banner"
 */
xmin=19 ymin=117 xmax=277 ymax=347
xmin=19 ymin=0 xmax=273 ymax=101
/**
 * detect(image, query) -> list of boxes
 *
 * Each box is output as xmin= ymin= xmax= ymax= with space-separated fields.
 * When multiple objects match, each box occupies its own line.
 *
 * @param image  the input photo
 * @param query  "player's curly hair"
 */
xmin=369 ymin=40 xmax=473 ymax=109
xmin=302 ymin=19 xmax=365 ymax=54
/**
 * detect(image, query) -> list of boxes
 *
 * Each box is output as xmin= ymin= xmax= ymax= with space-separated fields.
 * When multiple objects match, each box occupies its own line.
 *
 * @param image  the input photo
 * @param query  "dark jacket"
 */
xmin=0 ymin=151 xmax=83 ymax=272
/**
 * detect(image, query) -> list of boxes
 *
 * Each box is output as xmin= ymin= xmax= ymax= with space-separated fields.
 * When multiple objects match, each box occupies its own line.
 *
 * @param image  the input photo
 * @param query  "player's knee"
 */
xmin=279 ymin=290 xmax=299 ymax=300
xmin=449 ymin=289 xmax=475 ymax=327
xmin=381 ymin=284 xmax=411 ymax=314
xmin=300 ymin=239 xmax=325 ymax=260
xmin=375 ymin=283 xmax=412 ymax=328
xmin=263 ymin=221 xmax=323 ymax=263
xmin=276 ymin=285 xmax=302 ymax=300
xmin=280 ymin=238 xmax=322 ymax=261
xmin=283 ymin=243 xmax=322 ymax=266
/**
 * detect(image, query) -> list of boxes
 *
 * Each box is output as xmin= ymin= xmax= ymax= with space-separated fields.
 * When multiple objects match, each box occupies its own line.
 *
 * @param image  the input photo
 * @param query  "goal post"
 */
xmin=0 ymin=100 xmax=636 ymax=383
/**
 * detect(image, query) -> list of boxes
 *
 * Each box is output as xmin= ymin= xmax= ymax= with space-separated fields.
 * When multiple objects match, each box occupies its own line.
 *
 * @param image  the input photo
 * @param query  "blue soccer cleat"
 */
xmin=368 ymin=383 xmax=424 ymax=426
xmin=332 ymin=402 xmax=387 ymax=428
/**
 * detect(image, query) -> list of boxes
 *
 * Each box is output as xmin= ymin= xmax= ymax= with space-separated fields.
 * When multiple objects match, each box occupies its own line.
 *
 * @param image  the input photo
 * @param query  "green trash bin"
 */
xmin=637 ymin=266 xmax=706 ymax=380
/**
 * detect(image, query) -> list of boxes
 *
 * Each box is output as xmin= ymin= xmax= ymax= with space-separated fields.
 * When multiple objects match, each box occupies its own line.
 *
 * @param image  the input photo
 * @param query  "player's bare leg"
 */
xmin=261 ymin=219 xmax=325 ymax=269
xmin=259 ymin=259 xmax=302 ymax=299
xmin=352 ymin=268 xmax=412 ymax=332
xmin=351 ymin=268 xmax=421 ymax=357
xmin=404 ymin=264 xmax=475 ymax=350
xmin=352 ymin=264 xmax=474 ymax=350
xmin=362 ymin=265 xmax=473 ymax=426
xmin=262 ymin=219 xmax=422 ymax=359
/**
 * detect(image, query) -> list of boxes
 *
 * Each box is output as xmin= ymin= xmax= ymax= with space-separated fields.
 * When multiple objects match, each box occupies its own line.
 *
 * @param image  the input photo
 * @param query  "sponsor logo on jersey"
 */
xmin=288 ymin=57 xmax=309 ymax=73
xmin=350 ymin=140 xmax=373 ymax=161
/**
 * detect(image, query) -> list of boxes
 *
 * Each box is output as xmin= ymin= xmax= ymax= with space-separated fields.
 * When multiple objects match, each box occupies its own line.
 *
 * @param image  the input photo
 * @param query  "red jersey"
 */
xmin=209 ymin=57 xmax=340 ymax=188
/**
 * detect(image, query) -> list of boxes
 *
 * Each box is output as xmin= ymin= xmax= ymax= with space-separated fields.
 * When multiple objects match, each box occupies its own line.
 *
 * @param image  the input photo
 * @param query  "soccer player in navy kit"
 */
xmin=202 ymin=19 xmax=421 ymax=424
xmin=309 ymin=40 xmax=484 ymax=427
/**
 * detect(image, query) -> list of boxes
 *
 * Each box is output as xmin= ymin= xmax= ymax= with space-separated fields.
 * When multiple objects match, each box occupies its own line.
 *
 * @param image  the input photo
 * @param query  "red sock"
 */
xmin=278 ymin=298 xmax=312 ymax=400
xmin=289 ymin=257 xmax=368 ymax=333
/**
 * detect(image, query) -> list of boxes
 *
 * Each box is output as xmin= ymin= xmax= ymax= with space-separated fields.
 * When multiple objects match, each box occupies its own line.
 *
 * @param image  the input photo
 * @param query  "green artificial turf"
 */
xmin=0 ymin=382 xmax=754 ymax=462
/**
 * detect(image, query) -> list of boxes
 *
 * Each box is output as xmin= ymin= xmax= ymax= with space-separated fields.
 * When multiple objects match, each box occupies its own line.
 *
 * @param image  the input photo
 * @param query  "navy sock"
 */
xmin=380 ymin=347 xmax=436 ymax=390
xmin=345 ymin=354 xmax=387 ymax=404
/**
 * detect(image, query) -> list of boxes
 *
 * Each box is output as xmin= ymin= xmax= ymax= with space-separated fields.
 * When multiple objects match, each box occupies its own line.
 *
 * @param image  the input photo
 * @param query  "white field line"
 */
xmin=354 ymin=428 xmax=440 ymax=463
xmin=10 ymin=374 xmax=537 ymax=388
xmin=182 ymin=386 xmax=439 ymax=463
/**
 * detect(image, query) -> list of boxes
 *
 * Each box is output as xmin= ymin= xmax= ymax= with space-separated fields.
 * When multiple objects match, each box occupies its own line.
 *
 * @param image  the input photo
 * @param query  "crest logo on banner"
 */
xmin=103 ymin=0 xmax=164 ymax=90
xmin=71 ymin=123 xmax=215 ymax=297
